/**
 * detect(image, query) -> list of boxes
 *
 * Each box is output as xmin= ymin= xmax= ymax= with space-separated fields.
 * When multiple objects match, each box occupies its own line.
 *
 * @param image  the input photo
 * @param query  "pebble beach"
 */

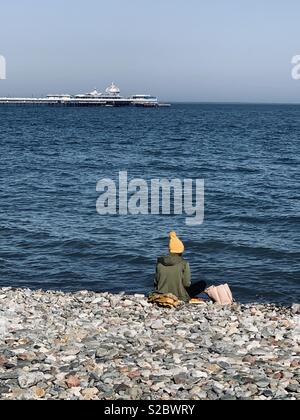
xmin=0 ymin=288 xmax=299 ymax=400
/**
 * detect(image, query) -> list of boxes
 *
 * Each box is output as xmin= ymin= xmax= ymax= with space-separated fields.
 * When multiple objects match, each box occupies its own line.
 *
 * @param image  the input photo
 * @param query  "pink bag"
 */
xmin=205 ymin=284 xmax=233 ymax=305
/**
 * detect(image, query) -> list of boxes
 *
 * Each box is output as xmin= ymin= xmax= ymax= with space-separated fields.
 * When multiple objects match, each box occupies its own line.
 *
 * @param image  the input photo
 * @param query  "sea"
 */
xmin=0 ymin=103 xmax=299 ymax=304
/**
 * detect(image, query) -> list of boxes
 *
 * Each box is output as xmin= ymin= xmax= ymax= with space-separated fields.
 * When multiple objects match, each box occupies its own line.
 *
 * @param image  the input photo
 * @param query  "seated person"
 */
xmin=154 ymin=231 xmax=207 ymax=302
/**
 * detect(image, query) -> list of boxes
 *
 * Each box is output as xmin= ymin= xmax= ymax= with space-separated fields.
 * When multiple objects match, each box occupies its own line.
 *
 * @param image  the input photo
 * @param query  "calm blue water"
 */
xmin=0 ymin=104 xmax=299 ymax=304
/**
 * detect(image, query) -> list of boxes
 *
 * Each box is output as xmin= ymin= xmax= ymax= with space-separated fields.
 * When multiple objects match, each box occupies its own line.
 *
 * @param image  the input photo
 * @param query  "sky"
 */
xmin=0 ymin=0 xmax=300 ymax=102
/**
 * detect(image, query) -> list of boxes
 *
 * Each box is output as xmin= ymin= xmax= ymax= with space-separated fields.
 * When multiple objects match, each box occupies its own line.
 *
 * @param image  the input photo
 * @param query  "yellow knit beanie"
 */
xmin=169 ymin=231 xmax=184 ymax=254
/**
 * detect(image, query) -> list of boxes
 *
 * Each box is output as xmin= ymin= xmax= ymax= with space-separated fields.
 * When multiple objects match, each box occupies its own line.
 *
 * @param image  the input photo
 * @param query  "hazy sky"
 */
xmin=1 ymin=0 xmax=300 ymax=102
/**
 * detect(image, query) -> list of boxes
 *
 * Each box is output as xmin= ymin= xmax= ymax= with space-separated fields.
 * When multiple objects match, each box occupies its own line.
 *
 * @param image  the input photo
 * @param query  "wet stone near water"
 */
xmin=0 ymin=288 xmax=299 ymax=400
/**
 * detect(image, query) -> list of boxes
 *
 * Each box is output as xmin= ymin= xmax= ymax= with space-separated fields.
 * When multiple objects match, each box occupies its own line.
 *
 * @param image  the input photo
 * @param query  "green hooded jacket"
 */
xmin=154 ymin=254 xmax=191 ymax=302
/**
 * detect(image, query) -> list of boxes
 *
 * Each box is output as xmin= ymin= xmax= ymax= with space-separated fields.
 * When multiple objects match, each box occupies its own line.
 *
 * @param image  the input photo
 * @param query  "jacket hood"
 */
xmin=158 ymin=254 xmax=184 ymax=267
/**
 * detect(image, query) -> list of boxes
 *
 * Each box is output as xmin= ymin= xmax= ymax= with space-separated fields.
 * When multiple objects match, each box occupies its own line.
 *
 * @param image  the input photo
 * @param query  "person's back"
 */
xmin=155 ymin=253 xmax=191 ymax=302
xmin=154 ymin=231 xmax=207 ymax=303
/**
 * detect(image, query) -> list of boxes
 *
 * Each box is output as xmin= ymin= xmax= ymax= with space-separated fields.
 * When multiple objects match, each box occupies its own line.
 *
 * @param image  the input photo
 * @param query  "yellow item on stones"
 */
xmin=148 ymin=292 xmax=182 ymax=309
xmin=169 ymin=231 xmax=184 ymax=254
xmin=189 ymin=298 xmax=206 ymax=304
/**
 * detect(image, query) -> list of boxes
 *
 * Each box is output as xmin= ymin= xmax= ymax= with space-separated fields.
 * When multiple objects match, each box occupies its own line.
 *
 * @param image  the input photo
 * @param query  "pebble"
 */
xmin=286 ymin=384 xmax=299 ymax=393
xmin=150 ymin=320 xmax=164 ymax=330
xmin=0 ymin=386 xmax=10 ymax=395
xmin=18 ymin=372 xmax=44 ymax=389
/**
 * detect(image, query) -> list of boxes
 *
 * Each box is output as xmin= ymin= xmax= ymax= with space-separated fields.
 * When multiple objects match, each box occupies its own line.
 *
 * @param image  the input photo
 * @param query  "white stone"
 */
xmin=192 ymin=371 xmax=208 ymax=379
xmin=150 ymin=320 xmax=164 ymax=330
xmin=18 ymin=372 xmax=44 ymax=389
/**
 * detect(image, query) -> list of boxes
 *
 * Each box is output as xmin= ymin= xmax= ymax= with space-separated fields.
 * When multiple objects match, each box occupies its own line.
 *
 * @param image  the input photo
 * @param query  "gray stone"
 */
xmin=263 ymin=390 xmax=274 ymax=398
xmin=173 ymin=373 xmax=190 ymax=384
xmin=0 ymin=386 xmax=10 ymax=394
xmin=0 ymin=372 xmax=19 ymax=380
xmin=218 ymin=362 xmax=231 ymax=370
xmin=114 ymin=383 xmax=130 ymax=393
xmin=221 ymin=394 xmax=237 ymax=400
xmin=286 ymin=384 xmax=299 ymax=393
xmin=18 ymin=372 xmax=44 ymax=389
xmin=256 ymin=380 xmax=270 ymax=388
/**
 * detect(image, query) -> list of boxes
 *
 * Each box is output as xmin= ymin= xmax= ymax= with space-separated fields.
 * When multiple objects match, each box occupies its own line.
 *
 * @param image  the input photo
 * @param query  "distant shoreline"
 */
xmin=171 ymin=101 xmax=300 ymax=106
xmin=1 ymin=101 xmax=300 ymax=106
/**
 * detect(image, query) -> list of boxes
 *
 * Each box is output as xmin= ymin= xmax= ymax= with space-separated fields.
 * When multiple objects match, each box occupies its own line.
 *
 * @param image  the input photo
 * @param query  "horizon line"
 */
xmin=170 ymin=101 xmax=300 ymax=105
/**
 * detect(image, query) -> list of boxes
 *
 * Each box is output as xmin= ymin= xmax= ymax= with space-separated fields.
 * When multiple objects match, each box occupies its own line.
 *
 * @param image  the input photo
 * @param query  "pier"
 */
xmin=0 ymin=83 xmax=170 ymax=108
